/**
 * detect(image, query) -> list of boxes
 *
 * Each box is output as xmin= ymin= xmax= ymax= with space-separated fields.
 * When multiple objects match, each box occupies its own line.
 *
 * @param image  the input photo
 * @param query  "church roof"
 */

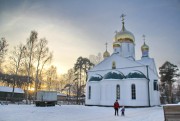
xmin=126 ymin=71 xmax=146 ymax=78
xmin=104 ymin=70 xmax=125 ymax=79
xmin=89 ymin=53 xmax=144 ymax=72
xmin=89 ymin=74 xmax=103 ymax=81
xmin=137 ymin=58 xmax=158 ymax=77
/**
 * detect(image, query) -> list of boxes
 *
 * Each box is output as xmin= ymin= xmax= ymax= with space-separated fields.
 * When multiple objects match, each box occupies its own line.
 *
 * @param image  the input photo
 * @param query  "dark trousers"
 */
xmin=121 ymin=111 xmax=125 ymax=116
xmin=114 ymin=108 xmax=119 ymax=116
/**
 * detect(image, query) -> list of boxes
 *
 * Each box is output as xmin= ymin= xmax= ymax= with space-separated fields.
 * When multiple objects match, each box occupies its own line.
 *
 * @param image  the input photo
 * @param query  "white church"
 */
xmin=85 ymin=15 xmax=160 ymax=107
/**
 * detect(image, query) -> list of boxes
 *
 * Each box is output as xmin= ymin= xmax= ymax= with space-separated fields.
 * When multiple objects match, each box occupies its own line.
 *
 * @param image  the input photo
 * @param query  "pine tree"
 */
xmin=159 ymin=61 xmax=179 ymax=103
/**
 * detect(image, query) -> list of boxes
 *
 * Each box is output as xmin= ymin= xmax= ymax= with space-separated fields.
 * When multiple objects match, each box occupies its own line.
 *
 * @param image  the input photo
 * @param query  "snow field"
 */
xmin=0 ymin=105 xmax=164 ymax=121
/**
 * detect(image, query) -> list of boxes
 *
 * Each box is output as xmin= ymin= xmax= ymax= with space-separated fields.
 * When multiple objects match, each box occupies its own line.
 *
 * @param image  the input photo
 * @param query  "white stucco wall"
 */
xmin=86 ymin=54 xmax=160 ymax=107
xmin=85 ymin=81 xmax=100 ymax=105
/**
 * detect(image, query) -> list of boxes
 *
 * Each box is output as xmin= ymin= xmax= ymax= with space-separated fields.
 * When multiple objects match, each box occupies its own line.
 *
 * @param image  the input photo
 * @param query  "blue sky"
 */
xmin=0 ymin=0 xmax=180 ymax=73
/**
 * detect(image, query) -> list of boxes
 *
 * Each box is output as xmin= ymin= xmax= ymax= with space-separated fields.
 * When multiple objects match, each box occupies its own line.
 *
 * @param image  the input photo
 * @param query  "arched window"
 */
xmin=131 ymin=84 xmax=136 ymax=100
xmin=116 ymin=85 xmax=120 ymax=99
xmin=154 ymin=80 xmax=158 ymax=91
xmin=88 ymin=86 xmax=91 ymax=99
xmin=128 ymin=43 xmax=130 ymax=52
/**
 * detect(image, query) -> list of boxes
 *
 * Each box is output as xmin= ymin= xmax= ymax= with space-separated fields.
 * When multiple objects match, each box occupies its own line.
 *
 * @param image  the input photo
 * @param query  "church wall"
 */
xmin=121 ymin=43 xmax=135 ymax=58
xmin=86 ymin=62 xmax=160 ymax=106
xmin=113 ymin=47 xmax=120 ymax=54
xmin=100 ymin=79 xmax=118 ymax=106
xmin=98 ymin=79 xmax=149 ymax=106
xmin=85 ymin=82 xmax=101 ymax=105
xmin=148 ymin=69 xmax=161 ymax=106
xmin=122 ymin=79 xmax=149 ymax=106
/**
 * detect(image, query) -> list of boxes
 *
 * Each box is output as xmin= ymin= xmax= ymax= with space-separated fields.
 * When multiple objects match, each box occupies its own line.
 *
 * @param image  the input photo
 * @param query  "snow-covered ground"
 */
xmin=0 ymin=104 xmax=164 ymax=121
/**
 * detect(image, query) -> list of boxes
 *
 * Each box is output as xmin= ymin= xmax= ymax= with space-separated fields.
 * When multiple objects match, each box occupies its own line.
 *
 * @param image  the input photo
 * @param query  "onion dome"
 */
xmin=141 ymin=42 xmax=149 ymax=52
xmin=114 ymin=14 xmax=135 ymax=43
xmin=103 ymin=50 xmax=110 ymax=58
xmin=103 ymin=42 xmax=110 ymax=58
xmin=141 ymin=35 xmax=149 ymax=58
xmin=113 ymin=42 xmax=121 ymax=48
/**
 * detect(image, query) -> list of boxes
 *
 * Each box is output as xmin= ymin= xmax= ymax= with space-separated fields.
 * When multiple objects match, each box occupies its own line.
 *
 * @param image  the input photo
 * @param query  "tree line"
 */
xmin=0 ymin=31 xmax=99 ymax=104
xmin=0 ymin=31 xmax=53 ymax=103
xmin=3 ymin=30 xmax=179 ymax=105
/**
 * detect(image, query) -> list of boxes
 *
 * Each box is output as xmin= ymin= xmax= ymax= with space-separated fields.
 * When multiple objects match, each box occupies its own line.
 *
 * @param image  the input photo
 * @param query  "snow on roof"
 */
xmin=110 ymin=70 xmax=120 ymax=73
xmin=57 ymin=93 xmax=66 ymax=96
xmin=128 ymin=70 xmax=142 ymax=74
xmin=89 ymin=53 xmax=144 ymax=72
xmin=91 ymin=74 xmax=102 ymax=78
xmin=137 ymin=58 xmax=158 ymax=77
xmin=0 ymin=86 xmax=24 ymax=93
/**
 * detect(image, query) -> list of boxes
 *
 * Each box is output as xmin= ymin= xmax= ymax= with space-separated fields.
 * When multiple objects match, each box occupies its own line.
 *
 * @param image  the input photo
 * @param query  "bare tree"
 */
xmin=34 ymin=38 xmax=52 ymax=99
xmin=25 ymin=31 xmax=38 ymax=104
xmin=89 ymin=52 xmax=102 ymax=65
xmin=0 ymin=37 xmax=8 ymax=71
xmin=9 ymin=44 xmax=26 ymax=101
xmin=46 ymin=65 xmax=58 ymax=91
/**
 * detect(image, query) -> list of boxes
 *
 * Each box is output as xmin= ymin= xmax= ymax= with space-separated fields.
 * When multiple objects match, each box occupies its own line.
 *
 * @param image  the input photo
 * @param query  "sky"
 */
xmin=0 ymin=0 xmax=180 ymax=74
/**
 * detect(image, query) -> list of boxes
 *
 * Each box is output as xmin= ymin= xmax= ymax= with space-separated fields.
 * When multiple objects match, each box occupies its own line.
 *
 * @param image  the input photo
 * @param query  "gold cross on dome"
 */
xmin=105 ymin=42 xmax=108 ymax=50
xmin=142 ymin=34 xmax=146 ymax=42
xmin=120 ymin=14 xmax=126 ymax=22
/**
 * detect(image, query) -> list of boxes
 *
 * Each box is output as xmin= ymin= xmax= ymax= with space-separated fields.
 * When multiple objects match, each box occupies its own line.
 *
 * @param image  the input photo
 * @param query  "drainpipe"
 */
xmin=146 ymin=65 xmax=151 ymax=107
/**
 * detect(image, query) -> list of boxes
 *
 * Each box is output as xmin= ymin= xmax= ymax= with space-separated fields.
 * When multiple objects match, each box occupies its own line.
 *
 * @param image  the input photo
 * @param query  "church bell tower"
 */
xmin=113 ymin=14 xmax=135 ymax=60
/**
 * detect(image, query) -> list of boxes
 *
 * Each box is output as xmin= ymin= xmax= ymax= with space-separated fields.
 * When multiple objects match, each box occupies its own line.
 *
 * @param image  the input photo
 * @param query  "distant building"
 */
xmin=0 ymin=86 xmax=24 ymax=101
xmin=85 ymin=15 xmax=160 ymax=107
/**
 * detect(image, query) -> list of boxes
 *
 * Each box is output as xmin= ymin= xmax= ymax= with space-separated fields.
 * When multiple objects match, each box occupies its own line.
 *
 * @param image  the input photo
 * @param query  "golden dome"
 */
xmin=114 ymin=15 xmax=135 ymax=43
xmin=113 ymin=42 xmax=121 ymax=48
xmin=103 ymin=50 xmax=110 ymax=58
xmin=114 ymin=28 xmax=135 ymax=43
xmin=141 ymin=42 xmax=149 ymax=51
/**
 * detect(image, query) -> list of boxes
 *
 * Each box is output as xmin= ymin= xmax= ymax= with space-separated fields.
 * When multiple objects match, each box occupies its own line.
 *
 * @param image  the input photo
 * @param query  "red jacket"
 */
xmin=114 ymin=102 xmax=120 ymax=108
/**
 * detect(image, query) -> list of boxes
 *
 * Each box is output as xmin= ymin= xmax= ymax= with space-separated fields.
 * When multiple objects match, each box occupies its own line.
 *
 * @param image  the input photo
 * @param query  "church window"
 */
xmin=112 ymin=61 xmax=116 ymax=69
xmin=88 ymin=86 xmax=91 ymax=99
xmin=128 ymin=43 xmax=130 ymax=52
xmin=116 ymin=85 xmax=120 ymax=99
xmin=131 ymin=84 xmax=136 ymax=100
xmin=154 ymin=80 xmax=158 ymax=91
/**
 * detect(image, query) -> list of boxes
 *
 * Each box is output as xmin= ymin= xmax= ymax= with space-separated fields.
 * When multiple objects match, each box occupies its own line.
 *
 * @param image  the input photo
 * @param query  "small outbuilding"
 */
xmin=0 ymin=86 xmax=24 ymax=101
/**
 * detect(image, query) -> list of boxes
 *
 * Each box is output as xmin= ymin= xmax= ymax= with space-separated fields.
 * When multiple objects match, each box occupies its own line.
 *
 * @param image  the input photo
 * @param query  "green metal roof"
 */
xmin=126 ymin=71 xmax=146 ymax=78
xmin=89 ymin=75 xmax=102 ymax=81
xmin=104 ymin=71 xmax=124 ymax=79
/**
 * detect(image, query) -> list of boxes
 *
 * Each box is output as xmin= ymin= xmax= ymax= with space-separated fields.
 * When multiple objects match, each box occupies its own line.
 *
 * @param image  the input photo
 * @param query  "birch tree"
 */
xmin=0 ymin=37 xmax=8 ymax=71
xmin=9 ymin=44 xmax=26 ymax=100
xmin=34 ymin=38 xmax=52 ymax=99
xmin=25 ymin=31 xmax=38 ymax=103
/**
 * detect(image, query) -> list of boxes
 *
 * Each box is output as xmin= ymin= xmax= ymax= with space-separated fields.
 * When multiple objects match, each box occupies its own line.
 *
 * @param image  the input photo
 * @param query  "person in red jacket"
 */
xmin=113 ymin=100 xmax=120 ymax=116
